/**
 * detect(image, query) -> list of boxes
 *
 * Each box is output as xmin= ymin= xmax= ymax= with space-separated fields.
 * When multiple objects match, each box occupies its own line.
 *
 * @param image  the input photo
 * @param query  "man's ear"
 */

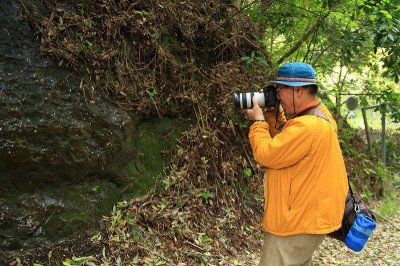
xmin=295 ymin=86 xmax=303 ymax=98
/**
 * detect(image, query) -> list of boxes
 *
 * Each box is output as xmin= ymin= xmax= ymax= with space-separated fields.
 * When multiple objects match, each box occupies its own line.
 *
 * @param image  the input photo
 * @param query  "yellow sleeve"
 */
xmin=249 ymin=118 xmax=314 ymax=169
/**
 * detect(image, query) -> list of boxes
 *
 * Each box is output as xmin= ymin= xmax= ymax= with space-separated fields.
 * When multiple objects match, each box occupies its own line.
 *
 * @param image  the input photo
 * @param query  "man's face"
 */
xmin=277 ymin=85 xmax=295 ymax=115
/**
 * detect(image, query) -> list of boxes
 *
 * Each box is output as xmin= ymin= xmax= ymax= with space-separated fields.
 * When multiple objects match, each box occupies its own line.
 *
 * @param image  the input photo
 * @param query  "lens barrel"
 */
xmin=233 ymin=86 xmax=277 ymax=110
xmin=233 ymin=92 xmax=265 ymax=109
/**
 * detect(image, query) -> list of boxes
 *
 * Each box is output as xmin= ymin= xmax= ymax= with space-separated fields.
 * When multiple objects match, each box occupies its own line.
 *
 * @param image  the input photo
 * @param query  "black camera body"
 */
xmin=233 ymin=85 xmax=278 ymax=109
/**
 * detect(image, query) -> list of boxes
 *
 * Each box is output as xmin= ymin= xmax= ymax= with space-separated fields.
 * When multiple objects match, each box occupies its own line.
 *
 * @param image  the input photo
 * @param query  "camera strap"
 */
xmin=292 ymin=101 xmax=327 ymax=120
xmin=276 ymin=101 xmax=328 ymax=131
xmin=297 ymin=105 xmax=329 ymax=122
xmin=274 ymin=100 xmax=289 ymax=131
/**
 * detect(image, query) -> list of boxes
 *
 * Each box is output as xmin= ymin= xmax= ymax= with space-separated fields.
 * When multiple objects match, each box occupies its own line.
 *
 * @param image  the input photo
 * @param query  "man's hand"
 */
xmin=245 ymin=96 xmax=266 ymax=121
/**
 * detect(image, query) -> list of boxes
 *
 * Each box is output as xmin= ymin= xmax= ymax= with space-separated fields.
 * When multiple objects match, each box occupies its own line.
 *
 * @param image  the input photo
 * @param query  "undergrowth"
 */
xmin=4 ymin=0 xmax=397 ymax=265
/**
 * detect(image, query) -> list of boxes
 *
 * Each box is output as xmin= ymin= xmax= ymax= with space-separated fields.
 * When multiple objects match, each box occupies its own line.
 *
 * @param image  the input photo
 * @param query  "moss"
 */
xmin=118 ymin=117 xmax=189 ymax=199
xmin=40 ymin=181 xmax=120 ymax=239
xmin=59 ymin=210 xmax=90 ymax=236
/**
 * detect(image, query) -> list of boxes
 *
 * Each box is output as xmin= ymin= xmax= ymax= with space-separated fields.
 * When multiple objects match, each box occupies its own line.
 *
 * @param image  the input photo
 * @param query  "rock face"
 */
xmin=0 ymin=0 xmax=187 ymax=253
xmin=0 ymin=0 xmax=138 ymax=191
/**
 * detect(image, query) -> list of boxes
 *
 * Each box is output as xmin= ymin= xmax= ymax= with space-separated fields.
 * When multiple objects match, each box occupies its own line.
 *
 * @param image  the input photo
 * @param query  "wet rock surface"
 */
xmin=0 ymin=0 xmax=137 ymax=191
xmin=0 ymin=0 xmax=186 ymax=254
xmin=0 ymin=181 xmax=119 ymax=252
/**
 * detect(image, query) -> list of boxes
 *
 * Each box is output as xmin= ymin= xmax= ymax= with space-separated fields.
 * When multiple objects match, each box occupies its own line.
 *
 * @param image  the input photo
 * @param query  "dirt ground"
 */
xmin=2 ymin=194 xmax=399 ymax=265
xmin=233 ymin=196 xmax=400 ymax=266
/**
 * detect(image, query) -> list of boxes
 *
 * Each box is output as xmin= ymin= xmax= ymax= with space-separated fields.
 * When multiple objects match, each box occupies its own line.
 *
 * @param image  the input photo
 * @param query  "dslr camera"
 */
xmin=233 ymin=85 xmax=278 ymax=109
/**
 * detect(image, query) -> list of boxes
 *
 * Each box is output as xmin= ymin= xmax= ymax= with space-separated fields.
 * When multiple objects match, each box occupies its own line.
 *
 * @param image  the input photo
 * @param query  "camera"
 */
xmin=233 ymin=85 xmax=278 ymax=109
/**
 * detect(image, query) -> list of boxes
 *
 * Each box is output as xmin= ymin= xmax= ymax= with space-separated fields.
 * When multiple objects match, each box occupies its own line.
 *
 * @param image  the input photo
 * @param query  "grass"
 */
xmin=345 ymin=107 xmax=383 ymax=130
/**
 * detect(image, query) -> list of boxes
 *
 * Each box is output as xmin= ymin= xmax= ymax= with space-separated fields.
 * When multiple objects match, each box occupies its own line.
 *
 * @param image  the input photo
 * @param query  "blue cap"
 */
xmin=272 ymin=62 xmax=317 ymax=87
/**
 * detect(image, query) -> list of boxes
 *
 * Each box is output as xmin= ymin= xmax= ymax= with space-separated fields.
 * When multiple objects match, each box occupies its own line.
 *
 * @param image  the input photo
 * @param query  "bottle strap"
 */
xmin=347 ymin=174 xmax=360 ymax=213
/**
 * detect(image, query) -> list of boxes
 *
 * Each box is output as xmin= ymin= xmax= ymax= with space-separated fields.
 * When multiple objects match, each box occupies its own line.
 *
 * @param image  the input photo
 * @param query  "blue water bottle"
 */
xmin=345 ymin=214 xmax=376 ymax=252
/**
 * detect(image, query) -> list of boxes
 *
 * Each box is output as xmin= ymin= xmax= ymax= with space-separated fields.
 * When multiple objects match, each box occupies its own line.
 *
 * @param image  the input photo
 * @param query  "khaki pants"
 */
xmin=259 ymin=232 xmax=325 ymax=266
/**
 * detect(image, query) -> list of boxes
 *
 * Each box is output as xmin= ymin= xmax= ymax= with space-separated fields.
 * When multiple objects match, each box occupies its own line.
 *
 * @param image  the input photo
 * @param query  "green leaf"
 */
xmin=244 ymin=168 xmax=252 ymax=177
xmin=379 ymin=10 xmax=392 ymax=19
xmin=196 ymin=190 xmax=213 ymax=202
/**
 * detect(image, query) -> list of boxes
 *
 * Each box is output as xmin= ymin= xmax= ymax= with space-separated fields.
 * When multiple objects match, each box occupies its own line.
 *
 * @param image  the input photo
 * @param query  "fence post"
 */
xmin=362 ymin=107 xmax=372 ymax=152
xmin=381 ymin=104 xmax=386 ymax=164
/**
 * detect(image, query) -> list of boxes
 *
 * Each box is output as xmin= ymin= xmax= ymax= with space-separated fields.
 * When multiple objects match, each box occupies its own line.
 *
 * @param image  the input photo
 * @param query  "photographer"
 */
xmin=245 ymin=62 xmax=348 ymax=266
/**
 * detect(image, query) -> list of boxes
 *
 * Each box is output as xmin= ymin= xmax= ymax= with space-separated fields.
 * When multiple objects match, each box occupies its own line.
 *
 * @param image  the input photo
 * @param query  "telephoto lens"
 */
xmin=233 ymin=92 xmax=266 ymax=109
xmin=233 ymin=86 xmax=277 ymax=109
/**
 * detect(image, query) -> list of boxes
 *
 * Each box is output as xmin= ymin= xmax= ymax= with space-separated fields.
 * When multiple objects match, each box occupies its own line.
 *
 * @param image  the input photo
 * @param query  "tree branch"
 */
xmin=275 ymin=12 xmax=330 ymax=65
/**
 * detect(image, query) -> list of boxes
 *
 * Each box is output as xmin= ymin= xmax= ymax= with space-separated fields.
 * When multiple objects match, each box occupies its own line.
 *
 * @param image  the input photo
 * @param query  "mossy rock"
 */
xmin=114 ymin=117 xmax=190 ymax=199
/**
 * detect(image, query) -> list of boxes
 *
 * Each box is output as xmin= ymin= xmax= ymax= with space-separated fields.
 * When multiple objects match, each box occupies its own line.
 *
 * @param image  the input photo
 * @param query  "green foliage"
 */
xmin=147 ymin=88 xmax=158 ymax=98
xmin=196 ymin=189 xmax=213 ymax=204
xmin=362 ymin=0 xmax=400 ymax=82
xmin=370 ymin=129 xmax=400 ymax=174
xmin=197 ymin=232 xmax=213 ymax=244
xmin=337 ymin=119 xmax=362 ymax=156
xmin=376 ymin=88 xmax=400 ymax=123
xmin=244 ymin=168 xmax=252 ymax=177
xmin=361 ymin=160 xmax=391 ymax=198
xmin=90 ymin=232 xmax=102 ymax=243
xmin=241 ymin=51 xmax=269 ymax=70
xmin=337 ymin=114 xmax=397 ymax=198
xmin=378 ymin=195 xmax=400 ymax=217
xmin=243 ymin=0 xmax=400 ymax=75
xmin=242 ymin=0 xmax=400 ymax=112
xmin=76 ymin=32 xmax=92 ymax=47
xmin=62 ymin=256 xmax=96 ymax=266
xmin=48 ymin=251 xmax=53 ymax=265
xmin=385 ymin=132 xmax=400 ymax=171
xmin=108 ymin=201 xmax=144 ymax=244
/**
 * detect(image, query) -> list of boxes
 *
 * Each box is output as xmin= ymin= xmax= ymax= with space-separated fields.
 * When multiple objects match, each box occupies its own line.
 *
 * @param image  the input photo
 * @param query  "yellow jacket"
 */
xmin=249 ymin=99 xmax=348 ymax=236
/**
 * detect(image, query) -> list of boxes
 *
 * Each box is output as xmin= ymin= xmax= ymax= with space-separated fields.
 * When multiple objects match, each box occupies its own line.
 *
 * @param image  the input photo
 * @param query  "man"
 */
xmin=245 ymin=62 xmax=348 ymax=266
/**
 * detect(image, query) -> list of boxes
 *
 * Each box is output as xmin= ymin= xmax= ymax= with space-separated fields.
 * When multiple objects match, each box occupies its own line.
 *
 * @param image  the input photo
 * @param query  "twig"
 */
xmin=223 ymin=0 xmax=258 ymax=26
xmin=375 ymin=212 xmax=400 ymax=231
xmin=184 ymin=240 xmax=206 ymax=253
